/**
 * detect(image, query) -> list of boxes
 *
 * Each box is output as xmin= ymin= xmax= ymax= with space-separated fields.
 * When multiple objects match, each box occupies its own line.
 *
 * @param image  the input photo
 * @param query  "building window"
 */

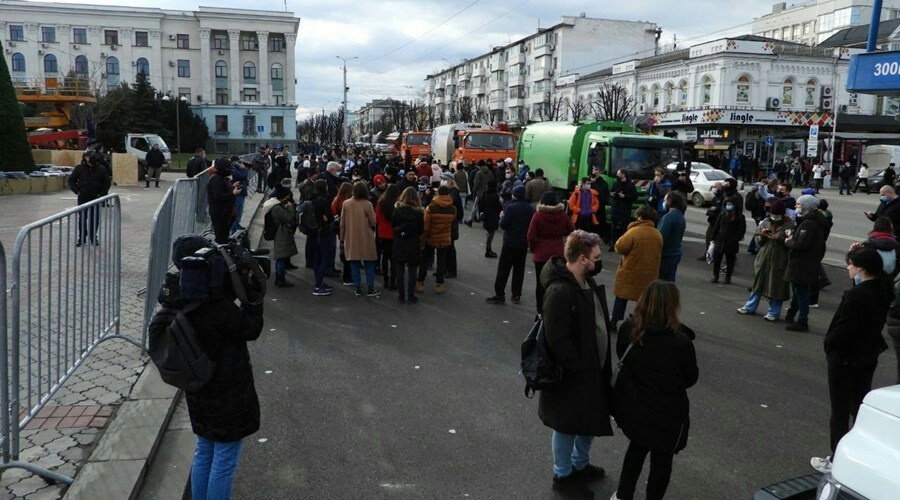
xmin=213 ymin=33 xmax=228 ymax=50
xmin=73 ymin=28 xmax=87 ymax=45
xmin=651 ymin=84 xmax=660 ymax=109
xmin=702 ymin=76 xmax=713 ymax=104
xmin=781 ymin=27 xmax=790 ymax=40
xmin=243 ymin=62 xmax=256 ymax=81
xmin=268 ymin=35 xmax=285 ymax=52
xmin=178 ymin=87 xmax=191 ymax=101
xmin=41 ymin=26 xmax=56 ymax=43
xmin=104 ymin=30 xmax=118 ymax=46
xmin=215 ymin=115 xmax=229 ymax=133
xmin=274 ymin=94 xmax=284 ymax=105
xmin=271 ymin=116 xmax=284 ymax=135
xmin=782 ymin=78 xmax=794 ymax=106
xmin=792 ymin=24 xmax=801 ymax=39
xmin=805 ymin=79 xmax=816 ymax=106
xmin=215 ymin=91 xmax=228 ymax=104
xmin=136 ymin=57 xmax=149 ymax=76
xmin=240 ymin=33 xmax=258 ymax=51
xmin=803 ymin=22 xmax=812 ymax=35
xmin=243 ymin=115 xmax=256 ymax=134
xmin=11 ymin=53 xmax=25 ymax=72
xmin=215 ymin=60 xmax=227 ymax=78
xmin=242 ymin=88 xmax=257 ymax=102
xmin=74 ymin=55 xmax=88 ymax=76
xmin=177 ymin=59 xmax=190 ymax=77
xmin=664 ymin=82 xmax=674 ymax=109
xmin=679 ymin=80 xmax=688 ymax=107
xmin=639 ymin=86 xmax=647 ymax=105
xmin=176 ymin=34 xmax=189 ymax=49
xmin=135 ymin=31 xmax=148 ymax=47
xmin=271 ymin=63 xmax=283 ymax=91
xmin=44 ymin=54 xmax=58 ymax=73
xmin=9 ymin=25 xmax=24 ymax=41
xmin=106 ymin=56 xmax=119 ymax=85
xmin=736 ymin=75 xmax=750 ymax=104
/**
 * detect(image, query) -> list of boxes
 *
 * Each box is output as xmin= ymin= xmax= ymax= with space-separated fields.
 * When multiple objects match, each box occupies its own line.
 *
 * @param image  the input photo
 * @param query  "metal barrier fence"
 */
xmin=0 ymin=194 xmax=132 ymax=484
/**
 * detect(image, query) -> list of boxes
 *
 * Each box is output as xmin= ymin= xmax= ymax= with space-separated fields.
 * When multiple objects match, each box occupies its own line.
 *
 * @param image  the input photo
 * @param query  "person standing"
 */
xmin=375 ymin=185 xmax=401 ymax=291
xmin=610 ymin=169 xmax=638 ymax=251
xmin=812 ymin=162 xmax=824 ymax=194
xmin=466 ymin=161 xmax=494 ymax=226
xmin=710 ymin=197 xmax=746 ymax=284
xmin=252 ymin=147 xmax=269 ymax=193
xmin=539 ymin=230 xmax=613 ymax=494
xmin=69 ymin=152 xmax=111 ymax=247
xmin=229 ymin=156 xmax=249 ymax=235
xmin=453 ymin=162 xmax=469 ymax=209
xmin=416 ymin=185 xmax=456 ymax=295
xmin=645 ymin=168 xmax=671 ymax=214
xmin=391 ymin=187 xmax=426 ymax=304
xmin=697 ymin=182 xmax=725 ymax=261
xmin=310 ymin=179 xmax=336 ymax=296
xmin=207 ymin=158 xmax=241 ymax=244
xmin=611 ymin=207 xmax=663 ymax=328
xmin=784 ymin=195 xmax=829 ymax=332
xmin=528 ymin=191 xmax=574 ymax=317
xmin=810 ymin=247 xmax=891 ymax=473
xmin=568 ymin=177 xmax=600 ymax=233
xmin=838 ymin=162 xmax=854 ymax=195
xmin=525 ymin=168 xmax=552 ymax=207
xmin=865 ymin=186 xmax=900 ymax=239
xmin=884 ymin=162 xmax=897 ymax=190
xmin=612 ymin=280 xmax=698 ymax=500
xmin=267 ymin=185 xmax=298 ymax=288
xmin=145 ymin=143 xmax=165 ymax=188
xmin=486 ymin=185 xmax=535 ymax=305
xmin=589 ymin=165 xmax=612 ymax=241
xmin=499 ymin=165 xmax=523 ymax=209
xmin=340 ymin=182 xmax=381 ymax=297
xmin=657 ymin=192 xmax=687 ymax=282
xmin=186 ymin=148 xmax=208 ymax=178
xmin=480 ymin=181 xmax=503 ymax=258
xmin=737 ymin=200 xmax=795 ymax=320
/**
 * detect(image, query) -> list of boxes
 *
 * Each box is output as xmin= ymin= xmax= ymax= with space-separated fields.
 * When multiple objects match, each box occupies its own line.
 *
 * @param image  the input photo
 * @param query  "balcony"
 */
xmin=489 ymin=78 xmax=504 ymax=92
xmin=509 ymin=73 xmax=526 ymax=86
xmin=511 ymin=52 xmax=526 ymax=65
xmin=458 ymin=72 xmax=471 ymax=82
xmin=532 ymin=43 xmax=554 ymax=58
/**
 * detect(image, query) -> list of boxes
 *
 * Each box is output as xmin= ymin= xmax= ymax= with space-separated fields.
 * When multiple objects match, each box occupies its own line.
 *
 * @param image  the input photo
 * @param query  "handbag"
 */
xmin=611 ymin=342 xmax=634 ymax=388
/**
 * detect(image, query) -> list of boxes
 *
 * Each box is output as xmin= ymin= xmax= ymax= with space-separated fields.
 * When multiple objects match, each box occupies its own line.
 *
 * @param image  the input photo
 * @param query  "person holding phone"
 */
xmin=865 ymin=186 xmax=900 ymax=239
xmin=737 ymin=200 xmax=795 ymax=320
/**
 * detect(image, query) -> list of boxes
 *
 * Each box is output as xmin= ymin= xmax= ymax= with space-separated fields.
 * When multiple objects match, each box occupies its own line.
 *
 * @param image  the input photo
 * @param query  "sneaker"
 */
xmin=810 ymin=456 xmax=832 ymax=473
xmin=809 ymin=303 xmax=819 ymax=308
xmin=343 ymin=281 xmax=355 ymax=286
xmin=786 ymin=323 xmax=809 ymax=332
xmin=736 ymin=307 xmax=754 ymax=315
xmin=354 ymin=288 xmax=363 ymax=297
xmin=571 ymin=463 xmax=605 ymax=481
xmin=312 ymin=287 xmax=332 ymax=296
xmin=763 ymin=314 xmax=777 ymax=322
xmin=275 ymin=280 xmax=294 ymax=288
xmin=367 ymin=289 xmax=382 ymax=298
xmin=485 ymin=295 xmax=506 ymax=304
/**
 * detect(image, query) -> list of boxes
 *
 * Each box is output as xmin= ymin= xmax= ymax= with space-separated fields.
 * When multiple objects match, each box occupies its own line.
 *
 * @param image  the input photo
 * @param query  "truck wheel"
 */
xmin=692 ymin=192 xmax=705 ymax=207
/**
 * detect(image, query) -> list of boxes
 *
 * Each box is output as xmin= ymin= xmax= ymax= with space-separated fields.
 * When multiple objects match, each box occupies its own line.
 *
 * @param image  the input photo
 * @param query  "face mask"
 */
xmin=796 ymin=207 xmax=806 ymax=217
xmin=853 ymin=271 xmax=862 ymax=286
xmin=587 ymin=259 xmax=603 ymax=277
xmin=775 ymin=192 xmax=786 ymax=198
xmin=725 ymin=204 xmax=734 ymax=211
xmin=711 ymin=188 xmax=718 ymax=194
xmin=770 ymin=216 xmax=782 ymax=222
xmin=582 ymin=183 xmax=590 ymax=190
xmin=352 ymin=176 xmax=361 ymax=181
xmin=881 ymin=196 xmax=891 ymax=204
xmin=662 ymin=200 xmax=668 ymax=211
xmin=441 ymin=180 xmax=449 ymax=187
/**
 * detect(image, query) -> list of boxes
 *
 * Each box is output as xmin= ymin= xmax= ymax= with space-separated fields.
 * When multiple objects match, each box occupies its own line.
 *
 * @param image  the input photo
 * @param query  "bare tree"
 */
xmin=591 ymin=83 xmax=635 ymax=122
xmin=534 ymin=92 xmax=565 ymax=122
xmin=568 ymin=98 xmax=589 ymax=123
xmin=458 ymin=97 xmax=474 ymax=123
xmin=473 ymin=105 xmax=491 ymax=124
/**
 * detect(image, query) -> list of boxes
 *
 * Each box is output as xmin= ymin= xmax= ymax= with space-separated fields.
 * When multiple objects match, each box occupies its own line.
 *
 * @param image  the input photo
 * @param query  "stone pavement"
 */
xmin=0 ymin=172 xmax=258 ymax=499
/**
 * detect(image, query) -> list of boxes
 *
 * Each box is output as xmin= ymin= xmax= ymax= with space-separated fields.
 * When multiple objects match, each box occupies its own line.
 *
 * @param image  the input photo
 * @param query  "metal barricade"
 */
xmin=1 ymin=194 xmax=133 ymax=484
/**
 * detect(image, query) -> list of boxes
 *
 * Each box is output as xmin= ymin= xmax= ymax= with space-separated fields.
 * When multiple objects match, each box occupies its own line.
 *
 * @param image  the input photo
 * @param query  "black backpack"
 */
xmin=148 ymin=302 xmax=215 ymax=393
xmin=744 ymin=188 xmax=759 ymax=213
xmin=297 ymin=200 xmax=319 ymax=235
xmin=263 ymin=211 xmax=277 ymax=241
xmin=520 ymin=318 xmax=562 ymax=398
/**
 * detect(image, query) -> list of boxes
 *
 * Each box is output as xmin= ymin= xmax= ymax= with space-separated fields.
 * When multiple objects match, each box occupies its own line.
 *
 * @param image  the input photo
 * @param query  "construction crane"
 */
xmin=16 ymin=77 xmax=96 ymax=149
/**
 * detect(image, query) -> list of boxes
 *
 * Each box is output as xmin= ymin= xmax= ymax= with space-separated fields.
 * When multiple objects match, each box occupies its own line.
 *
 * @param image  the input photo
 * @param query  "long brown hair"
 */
xmin=395 ymin=186 xmax=423 ymax=211
xmin=630 ymin=280 xmax=681 ymax=345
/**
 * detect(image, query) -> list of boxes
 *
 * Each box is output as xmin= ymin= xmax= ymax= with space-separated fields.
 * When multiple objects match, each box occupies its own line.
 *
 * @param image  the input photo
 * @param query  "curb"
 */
xmin=62 ymin=363 xmax=179 ymax=500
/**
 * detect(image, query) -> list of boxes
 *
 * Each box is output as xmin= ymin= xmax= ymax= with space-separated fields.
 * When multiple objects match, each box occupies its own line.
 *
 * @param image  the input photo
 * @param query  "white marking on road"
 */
xmin=700 ymin=312 xmax=706 ymax=315
xmin=776 ymin=345 xmax=783 ymax=349
xmin=272 ymin=298 xmax=278 ymax=302
xmin=265 ymin=370 xmax=272 ymax=374
xmin=448 ymin=429 xmax=456 ymax=434
xmin=391 ymin=325 xmax=397 ymax=328
xmin=258 ymin=438 xmax=268 ymax=443
xmin=414 ymin=366 xmax=420 ymax=369
xmin=380 ymin=483 xmax=415 ymax=489
xmin=269 ymin=328 xmax=276 ymax=332
xmin=502 ymin=320 xmax=509 ymax=324
xmin=760 ymin=404 xmax=768 ymax=409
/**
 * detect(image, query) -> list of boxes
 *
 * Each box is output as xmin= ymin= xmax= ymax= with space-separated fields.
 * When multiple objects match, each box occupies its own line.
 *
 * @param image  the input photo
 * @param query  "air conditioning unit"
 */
xmin=821 ymin=86 xmax=834 ymax=98
xmin=4 ymin=49 xmax=11 ymax=54
xmin=41 ymin=43 xmax=48 ymax=48
xmin=838 ymin=104 xmax=848 ymax=113
xmin=168 ymin=34 xmax=176 ymax=40
xmin=168 ymin=60 xmax=175 ymax=67
xmin=766 ymin=97 xmax=781 ymax=110
xmin=218 ymin=50 xmax=225 ymax=55
xmin=110 ymin=44 xmax=118 ymax=50
xmin=523 ymin=45 xmax=530 ymax=52
xmin=821 ymin=98 xmax=834 ymax=109
xmin=72 ymin=44 xmax=79 ymax=50
xmin=100 ymin=52 xmax=107 ymax=58
xmin=8 ymin=42 xmax=15 ymax=47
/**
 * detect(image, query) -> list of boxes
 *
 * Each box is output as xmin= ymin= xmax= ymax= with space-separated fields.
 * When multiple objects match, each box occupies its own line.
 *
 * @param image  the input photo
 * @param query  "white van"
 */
xmin=862 ymin=145 xmax=900 ymax=175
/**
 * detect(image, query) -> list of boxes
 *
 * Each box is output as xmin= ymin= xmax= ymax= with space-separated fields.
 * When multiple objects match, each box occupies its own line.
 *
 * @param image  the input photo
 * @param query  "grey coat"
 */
xmin=270 ymin=203 xmax=298 ymax=259
xmin=751 ymin=218 xmax=796 ymax=300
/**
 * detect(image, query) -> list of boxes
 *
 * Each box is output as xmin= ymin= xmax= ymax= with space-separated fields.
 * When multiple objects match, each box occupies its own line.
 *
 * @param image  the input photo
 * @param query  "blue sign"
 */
xmin=765 ymin=136 xmax=774 ymax=146
xmin=847 ymin=51 xmax=900 ymax=96
xmin=257 ymin=125 xmax=265 ymax=132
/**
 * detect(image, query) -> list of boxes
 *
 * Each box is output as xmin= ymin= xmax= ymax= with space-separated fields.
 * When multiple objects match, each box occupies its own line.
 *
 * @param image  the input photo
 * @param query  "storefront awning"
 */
xmin=833 ymin=132 xmax=900 ymax=140
xmin=693 ymin=144 xmax=730 ymax=151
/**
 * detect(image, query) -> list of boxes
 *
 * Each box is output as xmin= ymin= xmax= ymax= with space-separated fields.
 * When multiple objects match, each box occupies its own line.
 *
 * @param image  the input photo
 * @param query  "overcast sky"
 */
xmin=43 ymin=0 xmax=784 ymax=118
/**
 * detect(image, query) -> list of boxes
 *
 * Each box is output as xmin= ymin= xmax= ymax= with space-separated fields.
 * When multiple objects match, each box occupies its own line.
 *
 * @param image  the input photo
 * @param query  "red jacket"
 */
xmin=375 ymin=201 xmax=394 ymax=239
xmin=527 ymin=203 xmax=575 ymax=263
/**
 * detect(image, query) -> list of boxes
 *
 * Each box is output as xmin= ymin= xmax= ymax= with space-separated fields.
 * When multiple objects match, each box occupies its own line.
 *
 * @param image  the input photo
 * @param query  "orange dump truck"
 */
xmin=430 ymin=123 xmax=517 ymax=166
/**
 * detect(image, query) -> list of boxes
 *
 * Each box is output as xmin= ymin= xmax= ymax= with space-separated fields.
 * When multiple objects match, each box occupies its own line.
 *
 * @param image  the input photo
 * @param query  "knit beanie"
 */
xmin=512 ymin=184 xmax=526 ymax=200
xmin=796 ymin=194 xmax=819 ymax=213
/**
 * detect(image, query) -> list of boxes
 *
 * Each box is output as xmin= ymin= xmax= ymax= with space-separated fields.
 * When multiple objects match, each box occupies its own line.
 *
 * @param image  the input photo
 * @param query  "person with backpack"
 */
xmin=150 ymin=234 xmax=264 ymax=500
xmin=266 ymin=185 xmax=298 ymax=287
xmin=538 ymin=230 xmax=613 ymax=494
xmin=308 ymin=179 xmax=336 ymax=296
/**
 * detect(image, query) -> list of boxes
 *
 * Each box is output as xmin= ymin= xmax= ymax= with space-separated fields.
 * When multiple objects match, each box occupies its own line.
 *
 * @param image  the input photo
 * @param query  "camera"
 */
xmin=179 ymin=231 xmax=270 ymax=305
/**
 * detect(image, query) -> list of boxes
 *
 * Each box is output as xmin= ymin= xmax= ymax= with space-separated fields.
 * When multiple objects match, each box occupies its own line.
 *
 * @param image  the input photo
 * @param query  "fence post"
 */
xmin=0 ymin=241 xmax=9 ymax=464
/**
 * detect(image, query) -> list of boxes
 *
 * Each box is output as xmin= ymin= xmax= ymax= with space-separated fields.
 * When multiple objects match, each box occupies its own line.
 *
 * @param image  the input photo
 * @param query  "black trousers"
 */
xmin=417 ymin=246 xmax=448 ymax=283
xmin=712 ymin=249 xmax=736 ymax=278
xmin=210 ymin=210 xmax=231 ymax=244
xmin=378 ymin=238 xmax=395 ymax=287
xmin=616 ymin=441 xmax=674 ymax=500
xmin=534 ymin=261 xmax=547 ymax=315
xmin=828 ymin=361 xmax=875 ymax=453
xmin=494 ymin=246 xmax=527 ymax=297
xmin=852 ymin=178 xmax=869 ymax=193
xmin=394 ymin=260 xmax=418 ymax=300
xmin=76 ymin=195 xmax=100 ymax=243
xmin=446 ymin=241 xmax=457 ymax=275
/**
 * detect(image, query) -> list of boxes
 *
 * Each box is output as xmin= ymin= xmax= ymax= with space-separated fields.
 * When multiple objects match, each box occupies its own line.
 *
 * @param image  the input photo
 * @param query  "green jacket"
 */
xmin=270 ymin=203 xmax=298 ymax=259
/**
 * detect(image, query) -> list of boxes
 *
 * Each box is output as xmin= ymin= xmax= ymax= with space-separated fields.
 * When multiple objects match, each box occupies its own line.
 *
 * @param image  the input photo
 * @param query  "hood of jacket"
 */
xmin=431 ymin=194 xmax=454 ymax=208
xmin=541 ymin=255 xmax=598 ymax=290
xmin=798 ymin=209 xmax=828 ymax=230
xmin=626 ymin=219 xmax=655 ymax=231
xmin=537 ymin=202 xmax=566 ymax=213
xmin=263 ymin=197 xmax=281 ymax=214
xmin=868 ymin=231 xmax=900 ymax=250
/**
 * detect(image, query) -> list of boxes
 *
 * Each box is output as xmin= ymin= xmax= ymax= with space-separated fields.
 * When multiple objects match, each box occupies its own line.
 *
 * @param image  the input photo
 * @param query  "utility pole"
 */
xmin=337 ymin=56 xmax=357 ymax=144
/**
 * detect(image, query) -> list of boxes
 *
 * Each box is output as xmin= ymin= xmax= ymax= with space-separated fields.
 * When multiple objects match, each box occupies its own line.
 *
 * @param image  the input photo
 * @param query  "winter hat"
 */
xmin=769 ymin=200 xmax=788 ymax=216
xmin=540 ymin=191 xmax=559 ymax=206
xmin=214 ymin=157 xmax=231 ymax=172
xmin=171 ymin=234 xmax=212 ymax=269
xmin=801 ymin=187 xmax=816 ymax=196
xmin=512 ymin=184 xmax=526 ymax=200
xmin=441 ymin=172 xmax=454 ymax=180
xmin=796 ymin=194 xmax=820 ymax=213
xmin=505 ymin=158 xmax=513 ymax=164
xmin=373 ymin=174 xmax=386 ymax=185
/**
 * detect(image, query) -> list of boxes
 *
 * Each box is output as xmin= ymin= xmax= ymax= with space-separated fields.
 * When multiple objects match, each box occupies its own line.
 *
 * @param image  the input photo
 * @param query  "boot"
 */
xmin=415 ymin=281 xmax=425 ymax=293
xmin=435 ymin=283 xmax=445 ymax=295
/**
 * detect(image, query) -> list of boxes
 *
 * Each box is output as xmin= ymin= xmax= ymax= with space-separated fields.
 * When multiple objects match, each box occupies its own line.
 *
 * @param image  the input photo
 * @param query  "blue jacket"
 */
xmin=231 ymin=165 xmax=249 ymax=197
xmin=499 ymin=199 xmax=535 ymax=249
xmin=657 ymin=208 xmax=686 ymax=258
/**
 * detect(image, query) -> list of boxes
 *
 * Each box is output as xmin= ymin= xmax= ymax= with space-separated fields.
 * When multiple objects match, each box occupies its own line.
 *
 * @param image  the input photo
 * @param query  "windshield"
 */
xmin=465 ymin=133 xmax=515 ymax=150
xmin=611 ymin=144 xmax=681 ymax=180
xmin=703 ymin=170 xmax=730 ymax=181
xmin=146 ymin=136 xmax=170 ymax=150
xmin=406 ymin=134 xmax=430 ymax=146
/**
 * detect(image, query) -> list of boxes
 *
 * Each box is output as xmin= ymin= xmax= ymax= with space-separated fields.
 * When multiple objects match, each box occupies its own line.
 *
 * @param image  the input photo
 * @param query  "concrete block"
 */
xmin=113 ymin=153 xmax=139 ymax=186
xmin=129 ymin=363 xmax=178 ymax=401
xmin=62 ymin=460 xmax=145 ymax=500
xmin=7 ymin=178 xmax=33 ymax=195
xmin=135 ymin=429 xmax=193 ymax=500
xmin=31 ymin=149 xmax=53 ymax=164
xmin=88 ymin=399 xmax=171 ymax=462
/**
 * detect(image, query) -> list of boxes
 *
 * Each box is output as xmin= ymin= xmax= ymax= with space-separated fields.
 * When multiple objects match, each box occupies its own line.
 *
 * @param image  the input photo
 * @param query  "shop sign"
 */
xmin=649 ymin=109 xmax=832 ymax=128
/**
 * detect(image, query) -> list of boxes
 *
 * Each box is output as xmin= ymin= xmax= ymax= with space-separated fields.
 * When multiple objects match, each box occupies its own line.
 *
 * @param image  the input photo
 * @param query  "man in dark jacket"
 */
xmin=466 ymin=161 xmax=494 ymax=225
xmin=186 ymin=148 xmax=208 ymax=178
xmin=865 ymin=186 xmax=900 ymax=239
xmin=697 ymin=182 xmax=725 ymax=260
xmin=610 ymin=169 xmax=637 ymax=250
xmin=486 ymin=185 xmax=535 ymax=304
xmin=70 ymin=152 xmax=111 ymax=246
xmin=784 ymin=195 xmax=828 ymax=331
xmin=145 ymin=143 xmax=166 ymax=188
xmin=539 ymin=230 xmax=613 ymax=492
xmin=207 ymin=158 xmax=241 ymax=244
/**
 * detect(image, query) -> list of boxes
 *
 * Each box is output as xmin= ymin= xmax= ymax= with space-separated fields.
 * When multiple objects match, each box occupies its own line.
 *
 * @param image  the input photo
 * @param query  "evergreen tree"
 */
xmin=126 ymin=72 xmax=167 ymax=136
xmin=0 ymin=40 xmax=36 ymax=172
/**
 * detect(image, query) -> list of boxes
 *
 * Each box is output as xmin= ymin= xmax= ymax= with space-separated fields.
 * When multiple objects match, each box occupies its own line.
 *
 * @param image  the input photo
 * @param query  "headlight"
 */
xmin=817 ymin=478 xmax=836 ymax=500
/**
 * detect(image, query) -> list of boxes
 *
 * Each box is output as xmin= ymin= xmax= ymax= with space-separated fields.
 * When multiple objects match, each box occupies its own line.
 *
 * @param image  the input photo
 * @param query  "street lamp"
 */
xmin=161 ymin=94 xmax=188 ymax=154
xmin=337 ymin=55 xmax=358 ymax=144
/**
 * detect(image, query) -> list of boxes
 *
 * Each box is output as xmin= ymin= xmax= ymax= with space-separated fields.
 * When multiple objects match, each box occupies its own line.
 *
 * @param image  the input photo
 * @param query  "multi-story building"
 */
xmin=355 ymin=99 xmax=409 ymax=137
xmin=0 ymin=0 xmax=300 ymax=153
xmin=423 ymin=14 xmax=661 ymax=128
xmin=557 ymin=35 xmax=881 ymax=167
xmin=753 ymin=0 xmax=900 ymax=45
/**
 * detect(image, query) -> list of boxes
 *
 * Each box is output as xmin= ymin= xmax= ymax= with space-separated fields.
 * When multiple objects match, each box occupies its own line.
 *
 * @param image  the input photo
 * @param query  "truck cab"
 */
xmin=126 ymin=133 xmax=171 ymax=170
xmin=399 ymin=132 xmax=432 ymax=162
xmin=431 ymin=123 xmax=517 ymax=166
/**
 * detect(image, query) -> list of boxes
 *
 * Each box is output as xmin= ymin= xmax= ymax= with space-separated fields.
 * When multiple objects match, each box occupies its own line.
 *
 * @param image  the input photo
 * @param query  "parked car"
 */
xmin=866 ymin=171 xmax=885 ymax=193
xmin=686 ymin=169 xmax=742 ymax=207
xmin=666 ymin=161 xmax=715 ymax=173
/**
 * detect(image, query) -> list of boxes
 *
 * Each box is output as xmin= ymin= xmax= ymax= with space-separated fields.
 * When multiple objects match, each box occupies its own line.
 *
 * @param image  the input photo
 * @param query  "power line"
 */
xmin=359 ymin=0 xmax=481 ymax=66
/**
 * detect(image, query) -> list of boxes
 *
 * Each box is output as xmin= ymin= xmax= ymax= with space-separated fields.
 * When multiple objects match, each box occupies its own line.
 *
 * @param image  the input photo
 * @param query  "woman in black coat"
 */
xmin=614 ymin=280 xmax=698 ymax=500
xmin=811 ymin=247 xmax=892 ymax=473
xmin=480 ymin=180 xmax=503 ymax=258
xmin=391 ymin=186 xmax=426 ymax=304
xmin=710 ymin=199 xmax=746 ymax=284
xmin=610 ymin=169 xmax=637 ymax=249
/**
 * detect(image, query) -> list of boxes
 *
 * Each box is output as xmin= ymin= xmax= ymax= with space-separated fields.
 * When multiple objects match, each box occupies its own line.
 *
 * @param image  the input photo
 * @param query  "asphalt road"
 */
xmin=231 ymin=192 xmax=896 ymax=500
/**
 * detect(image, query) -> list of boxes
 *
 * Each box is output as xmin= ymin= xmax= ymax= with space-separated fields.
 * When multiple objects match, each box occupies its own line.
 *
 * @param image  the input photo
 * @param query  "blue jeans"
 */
xmin=787 ymin=283 xmax=811 ymax=324
xmin=611 ymin=296 xmax=628 ymax=324
xmin=743 ymin=292 xmax=784 ymax=317
xmin=658 ymin=254 xmax=681 ymax=282
xmin=230 ymin=196 xmax=246 ymax=234
xmin=551 ymin=431 xmax=593 ymax=478
xmin=313 ymin=233 xmax=335 ymax=287
xmin=275 ymin=257 xmax=288 ymax=282
xmin=191 ymin=436 xmax=243 ymax=500
xmin=350 ymin=260 xmax=376 ymax=291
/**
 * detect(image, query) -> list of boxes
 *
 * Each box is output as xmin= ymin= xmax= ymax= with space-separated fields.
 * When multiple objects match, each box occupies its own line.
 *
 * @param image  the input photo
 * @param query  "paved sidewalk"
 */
xmin=0 ymin=172 xmax=256 ymax=499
